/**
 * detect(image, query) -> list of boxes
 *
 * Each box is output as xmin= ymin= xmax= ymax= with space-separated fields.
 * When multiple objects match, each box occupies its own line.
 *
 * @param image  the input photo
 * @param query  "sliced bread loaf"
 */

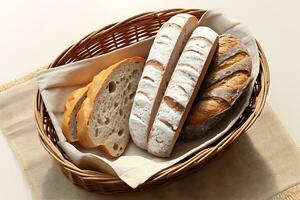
xmin=129 ymin=13 xmax=198 ymax=150
xmin=147 ymin=27 xmax=219 ymax=157
xmin=61 ymin=85 xmax=89 ymax=142
xmin=76 ymin=57 xmax=145 ymax=157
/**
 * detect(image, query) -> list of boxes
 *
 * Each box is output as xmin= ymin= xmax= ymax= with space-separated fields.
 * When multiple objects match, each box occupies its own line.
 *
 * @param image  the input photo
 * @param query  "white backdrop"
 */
xmin=0 ymin=0 xmax=299 ymax=199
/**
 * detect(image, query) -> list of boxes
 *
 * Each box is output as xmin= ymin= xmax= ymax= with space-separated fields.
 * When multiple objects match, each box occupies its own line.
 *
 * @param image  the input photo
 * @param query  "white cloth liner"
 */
xmin=36 ymin=10 xmax=260 ymax=188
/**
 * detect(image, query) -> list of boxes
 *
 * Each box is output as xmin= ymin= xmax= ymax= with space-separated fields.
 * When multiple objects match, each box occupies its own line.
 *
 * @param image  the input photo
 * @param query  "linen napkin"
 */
xmin=0 ymin=75 xmax=299 ymax=200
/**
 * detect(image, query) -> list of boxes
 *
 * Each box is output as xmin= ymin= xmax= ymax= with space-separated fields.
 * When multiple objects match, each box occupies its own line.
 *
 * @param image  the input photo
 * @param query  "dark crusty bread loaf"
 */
xmin=182 ymin=34 xmax=252 ymax=139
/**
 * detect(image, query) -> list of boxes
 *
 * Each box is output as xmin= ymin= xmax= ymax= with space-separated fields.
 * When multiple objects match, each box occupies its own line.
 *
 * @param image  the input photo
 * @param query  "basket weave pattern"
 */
xmin=34 ymin=9 xmax=270 ymax=193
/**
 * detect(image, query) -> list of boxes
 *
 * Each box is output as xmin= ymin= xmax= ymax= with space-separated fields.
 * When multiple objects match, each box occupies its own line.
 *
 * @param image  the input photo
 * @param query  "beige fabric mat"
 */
xmin=0 ymin=74 xmax=300 ymax=200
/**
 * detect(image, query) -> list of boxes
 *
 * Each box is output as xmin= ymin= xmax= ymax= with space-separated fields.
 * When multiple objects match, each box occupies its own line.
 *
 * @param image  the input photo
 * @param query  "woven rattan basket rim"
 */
xmin=34 ymin=8 xmax=270 ymax=193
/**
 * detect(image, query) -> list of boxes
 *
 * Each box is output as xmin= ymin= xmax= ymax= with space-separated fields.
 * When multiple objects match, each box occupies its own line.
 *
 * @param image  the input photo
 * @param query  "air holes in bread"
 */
xmin=113 ymin=143 xmax=119 ymax=150
xmin=95 ymin=128 xmax=100 ymax=137
xmin=129 ymin=92 xmax=135 ymax=99
xmin=108 ymin=81 xmax=116 ymax=93
xmin=118 ymin=129 xmax=124 ymax=136
xmin=75 ymin=57 xmax=145 ymax=157
xmin=127 ymin=83 xmax=132 ymax=90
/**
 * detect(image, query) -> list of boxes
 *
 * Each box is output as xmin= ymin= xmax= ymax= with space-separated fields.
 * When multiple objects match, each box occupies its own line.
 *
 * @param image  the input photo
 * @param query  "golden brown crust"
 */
xmin=185 ymin=34 xmax=252 ymax=135
xmin=76 ymin=57 xmax=145 ymax=151
xmin=187 ymin=98 xmax=229 ymax=125
xmin=61 ymin=85 xmax=89 ymax=142
xmin=213 ymin=34 xmax=247 ymax=66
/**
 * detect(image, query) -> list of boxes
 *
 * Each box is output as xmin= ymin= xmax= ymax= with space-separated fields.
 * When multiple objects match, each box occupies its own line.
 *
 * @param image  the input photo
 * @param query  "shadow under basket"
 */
xmin=34 ymin=8 xmax=270 ymax=194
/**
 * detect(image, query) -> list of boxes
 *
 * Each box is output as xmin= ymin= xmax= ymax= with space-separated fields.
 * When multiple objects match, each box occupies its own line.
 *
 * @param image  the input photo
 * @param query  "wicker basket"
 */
xmin=34 ymin=8 xmax=270 ymax=193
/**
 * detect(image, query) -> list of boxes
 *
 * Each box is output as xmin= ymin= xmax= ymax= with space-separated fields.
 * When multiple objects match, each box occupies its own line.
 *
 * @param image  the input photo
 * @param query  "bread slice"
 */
xmin=129 ymin=13 xmax=198 ymax=150
xmin=76 ymin=57 xmax=145 ymax=157
xmin=147 ymin=27 xmax=219 ymax=157
xmin=61 ymin=85 xmax=89 ymax=142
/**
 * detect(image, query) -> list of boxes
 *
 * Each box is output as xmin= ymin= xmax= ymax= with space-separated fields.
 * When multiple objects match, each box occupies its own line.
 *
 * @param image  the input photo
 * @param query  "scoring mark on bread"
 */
xmin=146 ymin=59 xmax=164 ymax=71
xmin=177 ymin=85 xmax=188 ymax=95
xmin=157 ymin=41 xmax=168 ymax=45
xmin=177 ymin=68 xmax=197 ymax=82
xmin=177 ymin=63 xmax=199 ymax=74
xmin=216 ymin=46 xmax=248 ymax=66
xmin=162 ymin=22 xmax=182 ymax=30
xmin=163 ymin=96 xmax=185 ymax=113
xmin=208 ymin=59 xmax=252 ymax=86
xmin=142 ymin=76 xmax=155 ymax=83
xmin=189 ymin=36 xmax=213 ymax=45
xmin=202 ymin=96 xmax=231 ymax=108
xmin=214 ymin=52 xmax=251 ymax=73
xmin=159 ymin=118 xmax=175 ymax=132
xmin=161 ymin=34 xmax=172 ymax=41
xmin=136 ymin=91 xmax=149 ymax=99
xmin=183 ymin=48 xmax=204 ymax=56
xmin=132 ymin=113 xmax=144 ymax=124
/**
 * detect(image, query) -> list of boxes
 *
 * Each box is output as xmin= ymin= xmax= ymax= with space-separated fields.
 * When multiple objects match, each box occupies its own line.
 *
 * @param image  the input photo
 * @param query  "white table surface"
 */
xmin=0 ymin=0 xmax=299 ymax=199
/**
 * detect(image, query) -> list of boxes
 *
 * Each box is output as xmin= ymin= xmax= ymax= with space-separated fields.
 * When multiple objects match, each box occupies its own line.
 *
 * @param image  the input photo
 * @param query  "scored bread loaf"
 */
xmin=61 ymin=85 xmax=89 ymax=142
xmin=76 ymin=57 xmax=145 ymax=157
xmin=129 ymin=13 xmax=198 ymax=149
xmin=147 ymin=27 xmax=219 ymax=157
xmin=182 ymin=34 xmax=253 ymax=139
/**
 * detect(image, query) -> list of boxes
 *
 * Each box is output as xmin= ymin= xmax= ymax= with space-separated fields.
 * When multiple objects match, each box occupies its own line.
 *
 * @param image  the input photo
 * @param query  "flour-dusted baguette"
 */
xmin=77 ymin=57 xmax=145 ymax=157
xmin=129 ymin=14 xmax=198 ymax=149
xmin=61 ymin=85 xmax=89 ymax=142
xmin=182 ymin=34 xmax=253 ymax=139
xmin=147 ymin=27 xmax=219 ymax=157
